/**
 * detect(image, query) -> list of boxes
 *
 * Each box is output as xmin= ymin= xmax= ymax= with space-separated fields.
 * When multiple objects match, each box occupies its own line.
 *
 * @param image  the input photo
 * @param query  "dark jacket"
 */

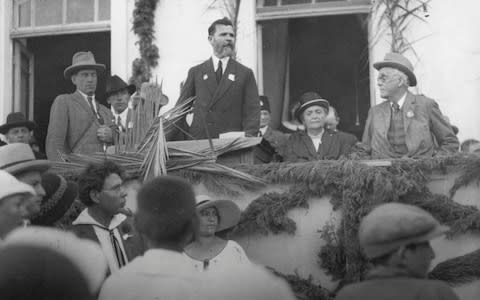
xmin=335 ymin=267 xmax=459 ymax=300
xmin=283 ymin=129 xmax=356 ymax=162
xmin=173 ymin=58 xmax=260 ymax=140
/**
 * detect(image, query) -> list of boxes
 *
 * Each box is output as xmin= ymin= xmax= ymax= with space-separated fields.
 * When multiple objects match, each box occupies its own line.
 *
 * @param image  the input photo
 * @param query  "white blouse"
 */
xmin=184 ymin=240 xmax=250 ymax=272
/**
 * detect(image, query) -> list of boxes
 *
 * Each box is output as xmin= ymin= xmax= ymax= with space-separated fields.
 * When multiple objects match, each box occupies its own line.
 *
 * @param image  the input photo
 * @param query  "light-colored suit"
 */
xmin=46 ymin=91 xmax=114 ymax=161
xmin=362 ymin=92 xmax=459 ymax=158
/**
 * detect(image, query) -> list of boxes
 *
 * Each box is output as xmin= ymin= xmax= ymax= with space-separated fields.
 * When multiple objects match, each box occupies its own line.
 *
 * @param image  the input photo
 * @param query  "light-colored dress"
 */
xmin=184 ymin=240 xmax=250 ymax=272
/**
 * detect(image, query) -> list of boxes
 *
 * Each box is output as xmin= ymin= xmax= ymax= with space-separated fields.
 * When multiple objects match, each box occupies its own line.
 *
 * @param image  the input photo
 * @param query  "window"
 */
xmin=12 ymin=0 xmax=110 ymax=37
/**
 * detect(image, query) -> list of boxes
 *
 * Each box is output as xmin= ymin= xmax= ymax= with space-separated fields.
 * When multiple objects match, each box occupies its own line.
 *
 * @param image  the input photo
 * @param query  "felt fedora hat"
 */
xmin=373 ymin=52 xmax=417 ymax=87
xmin=294 ymin=92 xmax=330 ymax=122
xmin=31 ymin=173 xmax=80 ymax=226
xmin=64 ymin=51 xmax=105 ymax=79
xmin=195 ymin=195 xmax=241 ymax=232
xmin=359 ymin=202 xmax=448 ymax=259
xmin=0 ymin=143 xmax=51 ymax=175
xmin=0 ymin=112 xmax=35 ymax=134
xmin=259 ymin=95 xmax=271 ymax=113
xmin=105 ymin=75 xmax=136 ymax=97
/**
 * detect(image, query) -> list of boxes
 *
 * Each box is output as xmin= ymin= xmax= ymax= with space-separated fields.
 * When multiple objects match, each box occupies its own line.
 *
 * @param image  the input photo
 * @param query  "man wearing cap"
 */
xmin=172 ymin=18 xmax=260 ymax=140
xmin=283 ymin=92 xmax=357 ymax=162
xmin=362 ymin=52 xmax=459 ymax=159
xmin=0 ymin=112 xmax=46 ymax=159
xmin=336 ymin=203 xmax=459 ymax=300
xmin=257 ymin=95 xmax=289 ymax=158
xmin=46 ymin=51 xmax=115 ymax=161
xmin=0 ymin=170 xmax=36 ymax=241
xmin=106 ymin=75 xmax=136 ymax=133
xmin=0 ymin=143 xmax=50 ymax=220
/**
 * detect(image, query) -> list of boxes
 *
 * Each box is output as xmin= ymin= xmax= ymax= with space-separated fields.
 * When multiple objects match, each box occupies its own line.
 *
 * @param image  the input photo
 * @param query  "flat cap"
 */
xmin=359 ymin=203 xmax=448 ymax=259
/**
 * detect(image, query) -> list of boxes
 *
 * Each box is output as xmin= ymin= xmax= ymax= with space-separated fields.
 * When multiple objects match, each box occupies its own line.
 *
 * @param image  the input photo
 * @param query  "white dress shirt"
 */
xmin=77 ymin=90 xmax=98 ymax=113
xmin=111 ymin=107 xmax=129 ymax=129
xmin=308 ymin=128 xmax=324 ymax=151
xmin=211 ymin=56 xmax=230 ymax=73
xmin=390 ymin=92 xmax=407 ymax=110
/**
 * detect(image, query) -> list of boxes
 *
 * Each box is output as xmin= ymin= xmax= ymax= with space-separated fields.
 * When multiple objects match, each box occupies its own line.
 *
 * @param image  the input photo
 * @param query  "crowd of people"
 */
xmin=0 ymin=16 xmax=475 ymax=299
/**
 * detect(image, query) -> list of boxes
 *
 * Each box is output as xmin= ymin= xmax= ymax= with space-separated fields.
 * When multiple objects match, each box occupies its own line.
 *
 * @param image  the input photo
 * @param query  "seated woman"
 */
xmin=283 ymin=92 xmax=357 ymax=162
xmin=184 ymin=195 xmax=249 ymax=272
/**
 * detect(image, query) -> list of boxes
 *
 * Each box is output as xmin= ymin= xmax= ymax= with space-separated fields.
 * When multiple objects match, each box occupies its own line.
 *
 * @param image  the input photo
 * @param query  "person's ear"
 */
xmin=89 ymin=190 xmax=101 ymax=204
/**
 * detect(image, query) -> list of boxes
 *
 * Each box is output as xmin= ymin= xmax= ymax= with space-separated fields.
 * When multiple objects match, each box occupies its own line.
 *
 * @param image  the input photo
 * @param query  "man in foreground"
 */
xmin=335 ymin=202 xmax=459 ymax=300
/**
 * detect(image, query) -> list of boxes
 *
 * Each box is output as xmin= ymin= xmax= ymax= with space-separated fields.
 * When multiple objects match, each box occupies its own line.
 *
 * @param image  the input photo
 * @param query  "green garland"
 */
xmin=225 ymin=155 xmax=480 ymax=289
xmin=429 ymin=249 xmax=480 ymax=286
xmin=130 ymin=0 xmax=160 ymax=88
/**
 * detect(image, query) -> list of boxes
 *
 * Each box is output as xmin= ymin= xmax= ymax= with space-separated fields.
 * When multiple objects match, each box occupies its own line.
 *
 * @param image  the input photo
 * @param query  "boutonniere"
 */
xmin=406 ymin=110 xmax=414 ymax=118
xmin=120 ymin=222 xmax=134 ymax=241
xmin=228 ymin=74 xmax=235 ymax=81
xmin=203 ymin=74 xmax=208 ymax=80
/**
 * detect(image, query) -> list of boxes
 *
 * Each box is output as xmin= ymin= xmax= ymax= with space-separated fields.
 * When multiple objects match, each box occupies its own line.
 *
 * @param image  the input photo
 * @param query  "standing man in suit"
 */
xmin=71 ymin=161 xmax=145 ymax=274
xmin=46 ymin=51 xmax=114 ymax=161
xmin=106 ymin=75 xmax=136 ymax=133
xmin=362 ymin=53 xmax=459 ymax=158
xmin=174 ymin=18 xmax=260 ymax=140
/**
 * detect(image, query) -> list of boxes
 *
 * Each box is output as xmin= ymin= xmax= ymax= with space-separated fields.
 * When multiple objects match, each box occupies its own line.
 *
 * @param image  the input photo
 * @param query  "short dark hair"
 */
xmin=78 ymin=161 xmax=124 ymax=206
xmin=208 ymin=17 xmax=234 ymax=36
xmin=135 ymin=176 xmax=197 ymax=245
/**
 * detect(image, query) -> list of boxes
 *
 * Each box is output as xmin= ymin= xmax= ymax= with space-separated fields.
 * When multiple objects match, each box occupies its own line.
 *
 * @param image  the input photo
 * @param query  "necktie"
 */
xmin=116 ymin=115 xmax=124 ymax=132
xmin=392 ymin=102 xmax=400 ymax=113
xmin=109 ymin=230 xmax=126 ymax=268
xmin=216 ymin=60 xmax=223 ymax=83
xmin=87 ymin=96 xmax=104 ymax=124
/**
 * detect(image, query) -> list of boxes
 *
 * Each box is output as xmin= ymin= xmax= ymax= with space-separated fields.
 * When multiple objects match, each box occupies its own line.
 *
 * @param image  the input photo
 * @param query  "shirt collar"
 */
xmin=77 ymin=90 xmax=95 ymax=101
xmin=72 ymin=208 xmax=126 ymax=230
xmin=211 ymin=56 xmax=230 ymax=72
xmin=111 ymin=107 xmax=129 ymax=119
xmin=390 ymin=92 xmax=407 ymax=109
xmin=259 ymin=126 xmax=268 ymax=135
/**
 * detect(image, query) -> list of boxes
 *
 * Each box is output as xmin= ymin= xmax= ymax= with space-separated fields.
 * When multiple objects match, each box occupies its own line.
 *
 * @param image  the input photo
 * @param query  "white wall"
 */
xmin=371 ymin=0 xmax=480 ymax=141
xmin=151 ymin=0 xmax=257 ymax=112
xmin=0 ymin=0 xmax=13 ymax=123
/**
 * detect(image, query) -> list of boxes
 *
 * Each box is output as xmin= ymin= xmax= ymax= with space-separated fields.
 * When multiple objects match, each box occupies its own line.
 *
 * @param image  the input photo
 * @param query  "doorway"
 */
xmin=17 ymin=32 xmax=110 ymax=151
xmin=261 ymin=14 xmax=370 ymax=139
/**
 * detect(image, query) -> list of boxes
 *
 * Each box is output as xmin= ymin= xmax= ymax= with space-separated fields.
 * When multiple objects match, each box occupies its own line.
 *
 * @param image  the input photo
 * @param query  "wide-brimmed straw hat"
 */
xmin=196 ymin=195 xmax=241 ymax=232
xmin=294 ymin=92 xmax=330 ymax=122
xmin=0 ymin=170 xmax=35 ymax=200
xmin=105 ymin=75 xmax=136 ymax=98
xmin=359 ymin=202 xmax=448 ymax=259
xmin=0 ymin=143 xmax=50 ymax=175
xmin=64 ymin=51 xmax=105 ymax=79
xmin=0 ymin=112 xmax=35 ymax=134
xmin=373 ymin=52 xmax=417 ymax=87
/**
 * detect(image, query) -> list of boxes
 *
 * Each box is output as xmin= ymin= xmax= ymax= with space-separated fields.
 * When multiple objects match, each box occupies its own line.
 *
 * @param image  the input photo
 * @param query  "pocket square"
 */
xmin=228 ymin=74 xmax=235 ymax=81
xmin=203 ymin=74 xmax=208 ymax=80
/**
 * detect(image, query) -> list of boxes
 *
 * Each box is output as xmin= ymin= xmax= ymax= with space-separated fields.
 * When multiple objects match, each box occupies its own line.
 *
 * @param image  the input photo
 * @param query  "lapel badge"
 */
xmin=203 ymin=74 xmax=208 ymax=80
xmin=406 ymin=110 xmax=414 ymax=118
xmin=228 ymin=74 xmax=235 ymax=81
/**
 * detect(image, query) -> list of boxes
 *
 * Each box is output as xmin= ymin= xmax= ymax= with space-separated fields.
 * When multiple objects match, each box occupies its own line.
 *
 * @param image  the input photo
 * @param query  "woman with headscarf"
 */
xmin=184 ymin=195 xmax=249 ymax=272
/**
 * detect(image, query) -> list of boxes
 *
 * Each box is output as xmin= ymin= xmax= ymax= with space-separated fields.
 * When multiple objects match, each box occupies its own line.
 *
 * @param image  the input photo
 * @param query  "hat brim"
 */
xmin=0 ymin=121 xmax=35 ymax=134
xmin=196 ymin=200 xmax=241 ymax=232
xmin=64 ymin=64 xmax=106 ymax=79
xmin=3 ymin=159 xmax=51 ymax=175
xmin=105 ymin=84 xmax=136 ymax=98
xmin=363 ymin=224 xmax=449 ymax=259
xmin=295 ymin=99 xmax=330 ymax=123
xmin=373 ymin=61 xmax=417 ymax=87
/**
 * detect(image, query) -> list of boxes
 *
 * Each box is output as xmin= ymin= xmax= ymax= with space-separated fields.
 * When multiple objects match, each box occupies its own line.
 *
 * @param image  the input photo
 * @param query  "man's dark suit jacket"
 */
xmin=69 ymin=217 xmax=145 ymax=264
xmin=173 ymin=58 xmax=260 ymax=140
xmin=283 ymin=129 xmax=357 ymax=162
